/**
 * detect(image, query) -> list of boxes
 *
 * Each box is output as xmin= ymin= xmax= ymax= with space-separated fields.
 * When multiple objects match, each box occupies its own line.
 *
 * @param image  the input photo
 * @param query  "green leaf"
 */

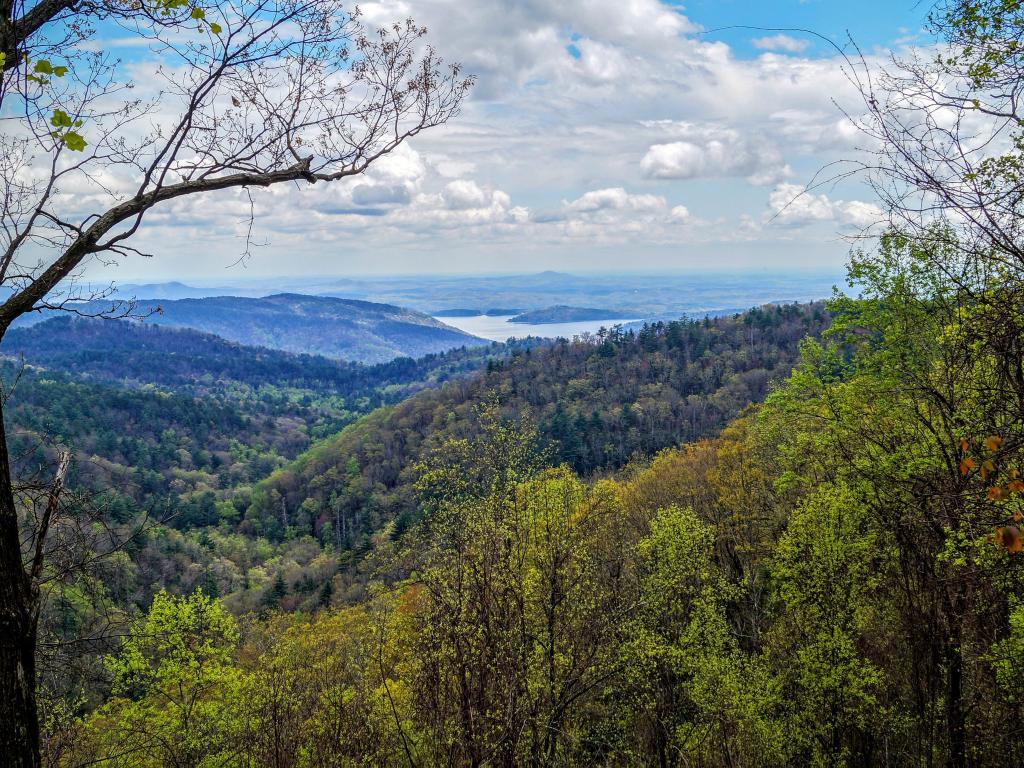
xmin=63 ymin=131 xmax=87 ymax=151
xmin=33 ymin=59 xmax=54 ymax=75
xmin=50 ymin=109 xmax=73 ymax=128
xmin=191 ymin=7 xmax=205 ymax=19
xmin=209 ymin=21 xmax=222 ymax=34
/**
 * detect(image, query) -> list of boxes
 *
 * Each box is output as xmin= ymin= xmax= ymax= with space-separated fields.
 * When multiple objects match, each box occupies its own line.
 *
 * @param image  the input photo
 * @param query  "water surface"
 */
xmin=437 ymin=315 xmax=641 ymax=342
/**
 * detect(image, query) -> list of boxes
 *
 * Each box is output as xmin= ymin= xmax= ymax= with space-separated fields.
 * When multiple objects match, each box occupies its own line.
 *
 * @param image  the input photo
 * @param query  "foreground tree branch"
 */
xmin=0 ymin=0 xmax=471 ymax=763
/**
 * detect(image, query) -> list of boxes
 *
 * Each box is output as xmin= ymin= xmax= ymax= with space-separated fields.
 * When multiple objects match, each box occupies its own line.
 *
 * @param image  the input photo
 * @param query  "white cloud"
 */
xmin=669 ymin=205 xmax=691 ymax=223
xmin=839 ymin=199 xmax=886 ymax=228
xmin=54 ymin=0 xmax=899 ymax=279
xmin=567 ymin=187 xmax=666 ymax=213
xmin=639 ymin=124 xmax=790 ymax=186
xmin=442 ymin=179 xmax=491 ymax=209
xmin=351 ymin=183 xmax=411 ymax=206
xmin=752 ymin=34 xmax=810 ymax=54
xmin=767 ymin=183 xmax=883 ymax=228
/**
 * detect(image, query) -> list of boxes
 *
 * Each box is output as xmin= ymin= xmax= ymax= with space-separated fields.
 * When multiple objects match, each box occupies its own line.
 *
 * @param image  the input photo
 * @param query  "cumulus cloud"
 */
xmin=767 ymin=183 xmax=883 ymax=227
xmin=351 ymin=184 xmax=411 ymax=206
xmin=639 ymin=124 xmax=790 ymax=186
xmin=669 ymin=205 xmax=691 ymax=223
xmin=442 ymin=179 xmax=491 ymax=209
xmin=752 ymin=34 xmax=810 ymax=54
xmin=567 ymin=187 xmax=666 ymax=213
xmin=68 ymin=0 xmax=895 ymax=278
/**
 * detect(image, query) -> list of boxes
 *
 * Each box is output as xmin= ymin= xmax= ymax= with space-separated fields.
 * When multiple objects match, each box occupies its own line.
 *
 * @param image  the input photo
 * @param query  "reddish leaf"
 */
xmin=998 ymin=526 xmax=1024 ymax=553
xmin=988 ymin=486 xmax=1008 ymax=501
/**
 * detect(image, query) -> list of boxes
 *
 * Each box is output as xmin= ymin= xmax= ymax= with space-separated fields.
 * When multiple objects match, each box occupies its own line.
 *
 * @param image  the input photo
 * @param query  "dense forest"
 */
xmin=5 ymin=1 xmax=1024 ymax=766
xmin=242 ymin=305 xmax=827 ymax=564
xmin=4 ymin=316 xmax=514 ymax=439
xmin=1 ymin=306 xmax=823 ymax=626
xmin=43 ymin=244 xmax=1024 ymax=765
xmin=1 ymin=302 xmax=833 ymax=766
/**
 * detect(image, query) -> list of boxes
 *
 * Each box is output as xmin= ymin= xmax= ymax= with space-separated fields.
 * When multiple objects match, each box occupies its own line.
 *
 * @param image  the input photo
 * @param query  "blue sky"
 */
xmin=687 ymin=0 xmax=927 ymax=55
xmin=73 ymin=0 xmax=934 ymax=282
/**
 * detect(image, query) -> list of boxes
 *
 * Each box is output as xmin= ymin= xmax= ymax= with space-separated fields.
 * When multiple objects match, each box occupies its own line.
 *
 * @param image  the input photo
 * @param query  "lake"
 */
xmin=436 ymin=314 xmax=642 ymax=342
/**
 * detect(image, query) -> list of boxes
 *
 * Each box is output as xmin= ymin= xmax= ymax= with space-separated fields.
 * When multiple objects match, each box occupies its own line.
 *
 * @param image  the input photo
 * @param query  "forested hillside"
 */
xmin=3 ymin=305 xmax=825 ymax=621
xmin=0 ymin=323 xmax=515 ymax=615
xmin=243 ymin=304 xmax=827 ymax=558
xmin=0 ymin=302 xmax=834 ymax=759
xmin=1 ymin=319 xmax=512 ymax=513
xmin=3 ymin=317 xmax=509 ymax=439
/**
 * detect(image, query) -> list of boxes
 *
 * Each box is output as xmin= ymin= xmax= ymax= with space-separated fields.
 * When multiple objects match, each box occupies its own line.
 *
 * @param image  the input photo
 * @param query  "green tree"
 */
xmin=73 ymin=590 xmax=244 ymax=767
xmin=767 ymin=482 xmax=889 ymax=766
xmin=0 ymin=0 xmax=469 ymax=759
xmin=264 ymin=572 xmax=287 ymax=610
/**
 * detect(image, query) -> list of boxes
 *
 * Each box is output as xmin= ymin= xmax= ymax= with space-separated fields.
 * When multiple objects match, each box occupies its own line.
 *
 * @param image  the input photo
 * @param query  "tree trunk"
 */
xmin=0 ymin=404 xmax=41 ymax=767
xmin=946 ymin=638 xmax=965 ymax=768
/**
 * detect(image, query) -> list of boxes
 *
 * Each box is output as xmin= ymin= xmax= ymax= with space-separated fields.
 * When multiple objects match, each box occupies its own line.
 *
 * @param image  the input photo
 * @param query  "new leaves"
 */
xmin=23 ymin=58 xmax=88 ymax=151
xmin=50 ymin=109 xmax=86 ymax=152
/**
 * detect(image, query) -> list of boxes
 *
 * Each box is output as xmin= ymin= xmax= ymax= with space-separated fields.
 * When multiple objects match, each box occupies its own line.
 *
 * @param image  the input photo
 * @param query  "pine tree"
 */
xmin=264 ymin=573 xmax=287 ymax=609
xmin=318 ymin=580 xmax=333 ymax=608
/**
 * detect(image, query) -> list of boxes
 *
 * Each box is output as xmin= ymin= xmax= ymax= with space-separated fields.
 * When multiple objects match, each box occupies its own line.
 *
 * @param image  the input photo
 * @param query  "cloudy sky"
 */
xmin=86 ymin=0 xmax=929 ymax=281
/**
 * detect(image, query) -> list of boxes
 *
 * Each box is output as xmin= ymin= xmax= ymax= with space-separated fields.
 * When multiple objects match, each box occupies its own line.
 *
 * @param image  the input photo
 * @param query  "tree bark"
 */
xmin=946 ymin=638 xmax=965 ymax=768
xmin=0 ymin=401 xmax=41 ymax=767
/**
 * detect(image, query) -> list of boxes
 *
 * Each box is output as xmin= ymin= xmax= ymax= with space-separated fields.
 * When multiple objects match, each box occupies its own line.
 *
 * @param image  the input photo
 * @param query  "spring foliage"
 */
xmin=61 ymin=239 xmax=1024 ymax=765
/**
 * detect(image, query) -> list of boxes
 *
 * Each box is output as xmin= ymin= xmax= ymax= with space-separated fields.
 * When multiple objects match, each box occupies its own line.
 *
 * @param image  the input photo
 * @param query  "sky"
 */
xmin=81 ymin=0 xmax=932 ymax=282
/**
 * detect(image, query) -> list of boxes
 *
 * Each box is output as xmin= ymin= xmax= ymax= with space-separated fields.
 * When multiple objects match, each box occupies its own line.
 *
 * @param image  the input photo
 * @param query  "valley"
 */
xmin=4 ymin=0 xmax=1023 ymax=763
xmin=0 ymin=299 xmax=827 ymax=618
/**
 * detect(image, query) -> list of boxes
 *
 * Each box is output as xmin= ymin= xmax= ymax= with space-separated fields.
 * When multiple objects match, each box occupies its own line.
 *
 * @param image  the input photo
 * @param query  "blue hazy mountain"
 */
xmin=15 ymin=294 xmax=488 ymax=363
xmin=87 ymin=271 xmax=841 ymax=321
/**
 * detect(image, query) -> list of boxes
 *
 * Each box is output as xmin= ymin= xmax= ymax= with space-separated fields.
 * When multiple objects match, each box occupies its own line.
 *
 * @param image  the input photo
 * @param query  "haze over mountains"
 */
xmin=107 ymin=270 xmax=842 ymax=319
xmin=6 ymin=270 xmax=842 ymax=361
xmin=10 ymin=270 xmax=844 ymax=361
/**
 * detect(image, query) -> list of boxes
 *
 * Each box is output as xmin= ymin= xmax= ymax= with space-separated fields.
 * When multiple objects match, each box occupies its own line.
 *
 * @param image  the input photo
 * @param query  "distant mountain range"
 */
xmin=113 ymin=281 xmax=260 ymax=300
xmin=15 ymin=294 xmax=488 ymax=363
xmin=97 ymin=271 xmax=841 ymax=319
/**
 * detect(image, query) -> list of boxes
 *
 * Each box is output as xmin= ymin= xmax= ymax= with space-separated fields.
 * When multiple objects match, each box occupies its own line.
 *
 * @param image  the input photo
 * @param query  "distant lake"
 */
xmin=436 ymin=314 xmax=642 ymax=342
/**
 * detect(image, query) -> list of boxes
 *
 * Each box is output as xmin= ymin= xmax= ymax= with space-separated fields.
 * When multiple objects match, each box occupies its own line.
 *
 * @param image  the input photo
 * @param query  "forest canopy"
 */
xmin=5 ymin=0 xmax=1024 ymax=766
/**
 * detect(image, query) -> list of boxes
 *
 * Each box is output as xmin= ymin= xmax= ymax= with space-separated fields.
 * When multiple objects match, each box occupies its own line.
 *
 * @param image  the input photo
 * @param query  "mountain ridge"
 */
xmin=13 ymin=294 xmax=488 ymax=363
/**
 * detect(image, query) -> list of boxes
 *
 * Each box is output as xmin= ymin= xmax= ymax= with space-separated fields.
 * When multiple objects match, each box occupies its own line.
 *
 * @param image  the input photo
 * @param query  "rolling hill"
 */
xmin=242 ymin=303 xmax=830 ymax=548
xmin=15 ymin=294 xmax=488 ymax=363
